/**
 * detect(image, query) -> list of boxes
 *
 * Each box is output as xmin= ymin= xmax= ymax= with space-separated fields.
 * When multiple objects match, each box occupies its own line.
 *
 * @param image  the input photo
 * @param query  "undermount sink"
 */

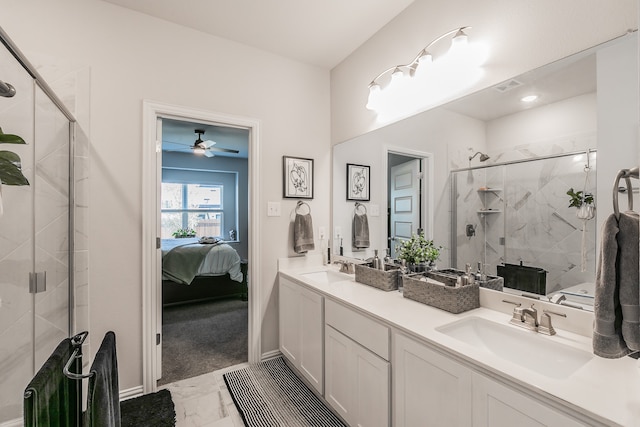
xmin=436 ymin=316 xmax=593 ymax=379
xmin=299 ymin=270 xmax=352 ymax=284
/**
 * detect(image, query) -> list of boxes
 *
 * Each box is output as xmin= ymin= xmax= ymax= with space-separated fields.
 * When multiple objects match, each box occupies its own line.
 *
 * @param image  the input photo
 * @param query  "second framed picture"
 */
xmin=346 ymin=163 xmax=370 ymax=201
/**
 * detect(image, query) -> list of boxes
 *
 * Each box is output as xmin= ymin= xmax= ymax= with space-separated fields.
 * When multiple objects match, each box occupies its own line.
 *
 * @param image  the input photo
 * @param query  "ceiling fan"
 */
xmin=190 ymin=129 xmax=240 ymax=157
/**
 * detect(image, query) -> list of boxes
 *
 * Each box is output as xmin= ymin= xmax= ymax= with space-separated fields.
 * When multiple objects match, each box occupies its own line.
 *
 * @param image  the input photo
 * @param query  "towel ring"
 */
xmin=295 ymin=200 xmax=311 ymax=215
xmin=355 ymin=202 xmax=367 ymax=215
xmin=613 ymin=167 xmax=639 ymax=219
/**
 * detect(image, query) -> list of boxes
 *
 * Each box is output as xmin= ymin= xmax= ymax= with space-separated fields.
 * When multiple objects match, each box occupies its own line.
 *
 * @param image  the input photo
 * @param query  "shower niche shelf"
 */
xmin=477 ymin=187 xmax=503 ymax=217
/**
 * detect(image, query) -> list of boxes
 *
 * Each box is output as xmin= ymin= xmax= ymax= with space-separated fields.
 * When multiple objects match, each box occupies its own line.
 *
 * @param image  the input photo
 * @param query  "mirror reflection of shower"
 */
xmin=468 ymin=150 xmax=490 ymax=164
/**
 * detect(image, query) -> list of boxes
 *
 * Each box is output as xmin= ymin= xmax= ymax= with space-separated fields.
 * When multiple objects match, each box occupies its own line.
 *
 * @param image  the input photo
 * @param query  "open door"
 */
xmin=154 ymin=117 xmax=163 ymax=381
xmin=389 ymin=158 xmax=422 ymax=258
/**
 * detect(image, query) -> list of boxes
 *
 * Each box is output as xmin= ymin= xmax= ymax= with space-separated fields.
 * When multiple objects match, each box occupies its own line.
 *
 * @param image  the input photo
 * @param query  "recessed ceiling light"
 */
xmin=521 ymin=95 xmax=538 ymax=103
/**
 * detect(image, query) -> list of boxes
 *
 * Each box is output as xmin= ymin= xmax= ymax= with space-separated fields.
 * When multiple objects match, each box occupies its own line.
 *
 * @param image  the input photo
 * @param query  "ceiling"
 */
xmin=99 ymin=0 xmax=415 ymax=69
xmin=102 ymin=0 xmax=416 ymax=158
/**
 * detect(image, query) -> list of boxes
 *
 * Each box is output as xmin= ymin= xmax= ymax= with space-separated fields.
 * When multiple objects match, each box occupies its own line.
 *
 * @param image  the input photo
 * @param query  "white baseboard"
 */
xmin=261 ymin=349 xmax=282 ymax=361
xmin=120 ymin=385 xmax=144 ymax=401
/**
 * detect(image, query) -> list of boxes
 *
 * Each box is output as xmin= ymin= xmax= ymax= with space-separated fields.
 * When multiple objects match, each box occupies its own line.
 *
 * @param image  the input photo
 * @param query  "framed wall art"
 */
xmin=283 ymin=156 xmax=314 ymax=199
xmin=347 ymin=163 xmax=370 ymax=201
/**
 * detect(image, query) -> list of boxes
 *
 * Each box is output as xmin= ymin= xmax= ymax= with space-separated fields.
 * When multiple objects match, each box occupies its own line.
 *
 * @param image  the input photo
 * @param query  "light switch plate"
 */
xmin=267 ymin=201 xmax=281 ymax=217
xmin=370 ymin=203 xmax=380 ymax=216
xmin=334 ymin=226 xmax=342 ymax=238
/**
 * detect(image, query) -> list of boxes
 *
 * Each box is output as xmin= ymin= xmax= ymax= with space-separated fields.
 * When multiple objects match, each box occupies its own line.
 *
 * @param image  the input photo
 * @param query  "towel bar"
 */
xmin=613 ymin=167 xmax=639 ymax=219
xmin=62 ymin=331 xmax=94 ymax=380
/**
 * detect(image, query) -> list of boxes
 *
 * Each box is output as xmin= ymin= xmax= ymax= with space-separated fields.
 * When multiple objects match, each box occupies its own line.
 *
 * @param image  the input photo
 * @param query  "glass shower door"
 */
xmin=0 ymin=43 xmax=71 ymax=423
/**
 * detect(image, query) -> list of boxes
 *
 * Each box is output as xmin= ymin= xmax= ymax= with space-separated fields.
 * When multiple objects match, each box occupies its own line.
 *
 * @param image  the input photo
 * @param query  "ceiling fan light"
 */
xmin=193 ymin=147 xmax=206 ymax=154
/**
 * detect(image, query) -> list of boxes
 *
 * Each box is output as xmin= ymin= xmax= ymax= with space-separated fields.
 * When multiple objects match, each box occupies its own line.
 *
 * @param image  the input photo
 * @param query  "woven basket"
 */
xmin=402 ymin=273 xmax=479 ymax=314
xmin=354 ymin=263 xmax=400 ymax=291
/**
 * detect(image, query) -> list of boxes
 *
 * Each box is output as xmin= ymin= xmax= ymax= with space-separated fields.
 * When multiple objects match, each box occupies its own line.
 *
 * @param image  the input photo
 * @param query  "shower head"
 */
xmin=0 ymin=80 xmax=15 ymax=98
xmin=469 ymin=151 xmax=490 ymax=163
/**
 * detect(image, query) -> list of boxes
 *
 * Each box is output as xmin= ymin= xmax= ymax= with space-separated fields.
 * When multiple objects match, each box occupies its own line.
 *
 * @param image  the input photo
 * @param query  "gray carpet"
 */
xmin=224 ymin=357 xmax=346 ymax=427
xmin=159 ymin=298 xmax=248 ymax=385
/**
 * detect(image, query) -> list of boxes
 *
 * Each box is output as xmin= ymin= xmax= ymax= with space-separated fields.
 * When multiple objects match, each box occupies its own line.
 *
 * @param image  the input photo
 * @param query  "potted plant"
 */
xmin=566 ymin=188 xmax=595 ymax=220
xmin=0 ymin=127 xmax=30 ymax=217
xmin=396 ymin=231 xmax=442 ymax=272
xmin=172 ymin=228 xmax=196 ymax=238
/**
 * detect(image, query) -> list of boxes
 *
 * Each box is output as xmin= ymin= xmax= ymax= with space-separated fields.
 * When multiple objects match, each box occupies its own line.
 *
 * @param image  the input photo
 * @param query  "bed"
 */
xmin=161 ymin=238 xmax=248 ymax=306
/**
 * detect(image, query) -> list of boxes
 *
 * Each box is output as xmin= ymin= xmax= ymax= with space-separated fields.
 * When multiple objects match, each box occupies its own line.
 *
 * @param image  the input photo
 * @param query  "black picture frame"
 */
xmin=346 ymin=163 xmax=370 ymax=201
xmin=283 ymin=156 xmax=314 ymax=199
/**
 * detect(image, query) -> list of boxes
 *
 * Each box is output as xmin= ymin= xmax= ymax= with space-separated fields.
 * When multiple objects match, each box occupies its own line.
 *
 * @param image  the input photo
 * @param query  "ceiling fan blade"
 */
xmin=201 ymin=139 xmax=217 ymax=149
xmin=203 ymin=150 xmax=215 ymax=158
xmin=206 ymin=146 xmax=240 ymax=154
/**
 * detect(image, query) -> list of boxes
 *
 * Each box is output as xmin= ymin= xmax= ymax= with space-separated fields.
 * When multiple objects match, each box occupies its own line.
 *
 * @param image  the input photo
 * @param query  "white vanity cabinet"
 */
xmin=394 ymin=332 xmax=588 ymax=427
xmin=325 ymin=300 xmax=390 ymax=427
xmin=278 ymin=275 xmax=324 ymax=394
xmin=472 ymin=373 xmax=585 ymax=427
xmin=394 ymin=332 xmax=473 ymax=427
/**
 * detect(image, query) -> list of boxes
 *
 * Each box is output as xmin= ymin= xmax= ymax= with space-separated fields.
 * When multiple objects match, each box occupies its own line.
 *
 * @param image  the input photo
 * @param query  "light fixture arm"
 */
xmin=368 ymin=26 xmax=471 ymax=87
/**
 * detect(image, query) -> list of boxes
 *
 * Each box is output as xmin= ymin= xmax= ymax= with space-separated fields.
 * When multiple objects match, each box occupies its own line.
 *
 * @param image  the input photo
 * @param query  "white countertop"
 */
xmin=278 ymin=257 xmax=640 ymax=427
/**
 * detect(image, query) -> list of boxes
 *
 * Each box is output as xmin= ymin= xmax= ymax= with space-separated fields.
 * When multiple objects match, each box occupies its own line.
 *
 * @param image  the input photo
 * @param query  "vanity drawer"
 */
xmin=325 ymin=299 xmax=389 ymax=360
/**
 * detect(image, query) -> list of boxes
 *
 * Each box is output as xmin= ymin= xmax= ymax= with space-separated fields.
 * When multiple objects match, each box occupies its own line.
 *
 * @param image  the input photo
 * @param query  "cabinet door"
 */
xmin=472 ymin=373 xmax=585 ymax=427
xmin=279 ymin=277 xmax=301 ymax=363
xmin=326 ymin=326 xmax=390 ymax=427
xmin=352 ymin=338 xmax=390 ymax=427
xmin=394 ymin=333 xmax=472 ymax=427
xmin=299 ymin=285 xmax=324 ymax=393
xmin=325 ymin=325 xmax=353 ymax=422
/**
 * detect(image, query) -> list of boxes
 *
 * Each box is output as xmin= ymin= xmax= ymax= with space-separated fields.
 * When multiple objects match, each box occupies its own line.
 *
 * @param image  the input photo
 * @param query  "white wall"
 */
xmin=486 ymin=93 xmax=597 ymax=153
xmin=596 ymin=34 xmax=639 ymax=236
xmin=331 ymin=0 xmax=638 ymax=145
xmin=0 ymin=0 xmax=330 ymax=389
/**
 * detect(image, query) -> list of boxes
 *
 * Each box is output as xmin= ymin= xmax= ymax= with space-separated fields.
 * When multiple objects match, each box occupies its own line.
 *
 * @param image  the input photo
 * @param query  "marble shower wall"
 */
xmin=454 ymin=150 xmax=597 ymax=296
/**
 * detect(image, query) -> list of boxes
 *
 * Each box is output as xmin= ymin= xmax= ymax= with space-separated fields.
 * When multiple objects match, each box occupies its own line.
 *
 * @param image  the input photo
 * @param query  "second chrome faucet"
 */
xmin=502 ymin=300 xmax=567 ymax=335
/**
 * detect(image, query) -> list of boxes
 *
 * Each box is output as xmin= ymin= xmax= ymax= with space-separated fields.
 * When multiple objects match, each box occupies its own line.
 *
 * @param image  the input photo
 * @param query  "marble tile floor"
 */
xmin=160 ymin=362 xmax=249 ymax=427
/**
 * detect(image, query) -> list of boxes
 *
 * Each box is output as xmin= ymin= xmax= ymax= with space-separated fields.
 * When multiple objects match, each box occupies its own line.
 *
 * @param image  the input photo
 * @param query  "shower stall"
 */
xmin=0 ymin=28 xmax=78 ymax=423
xmin=451 ymin=150 xmax=597 ymax=298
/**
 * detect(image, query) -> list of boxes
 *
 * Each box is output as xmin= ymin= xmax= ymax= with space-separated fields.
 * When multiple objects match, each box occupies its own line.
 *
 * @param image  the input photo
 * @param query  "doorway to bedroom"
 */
xmin=157 ymin=117 xmax=250 ymax=385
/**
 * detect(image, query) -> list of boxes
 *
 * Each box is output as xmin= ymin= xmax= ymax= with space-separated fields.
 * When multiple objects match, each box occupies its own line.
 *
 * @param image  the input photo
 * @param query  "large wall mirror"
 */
xmin=332 ymin=32 xmax=638 ymax=311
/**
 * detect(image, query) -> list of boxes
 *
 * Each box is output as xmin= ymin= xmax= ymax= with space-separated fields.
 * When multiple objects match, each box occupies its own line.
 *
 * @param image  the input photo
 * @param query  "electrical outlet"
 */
xmin=318 ymin=226 xmax=326 ymax=240
xmin=334 ymin=226 xmax=342 ymax=238
xmin=267 ymin=201 xmax=281 ymax=217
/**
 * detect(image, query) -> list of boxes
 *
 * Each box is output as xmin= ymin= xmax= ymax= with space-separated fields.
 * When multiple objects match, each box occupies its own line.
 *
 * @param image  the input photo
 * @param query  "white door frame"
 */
xmin=382 ymin=145 xmax=434 ymax=247
xmin=142 ymin=100 xmax=262 ymax=393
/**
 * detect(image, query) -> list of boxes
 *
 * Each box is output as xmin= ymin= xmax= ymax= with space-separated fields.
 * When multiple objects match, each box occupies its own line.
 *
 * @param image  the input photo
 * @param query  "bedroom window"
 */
xmin=161 ymin=183 xmax=224 ymax=238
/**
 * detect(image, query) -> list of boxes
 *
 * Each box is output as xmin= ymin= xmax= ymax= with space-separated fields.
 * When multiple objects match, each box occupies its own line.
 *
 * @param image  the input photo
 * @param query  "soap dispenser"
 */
xmin=372 ymin=249 xmax=381 ymax=270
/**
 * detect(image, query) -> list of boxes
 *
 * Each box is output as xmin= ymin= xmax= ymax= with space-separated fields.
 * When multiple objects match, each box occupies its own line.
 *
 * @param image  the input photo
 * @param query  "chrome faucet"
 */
xmin=503 ymin=300 xmax=538 ymax=332
xmin=333 ymin=260 xmax=355 ymax=274
xmin=521 ymin=304 xmax=538 ymax=329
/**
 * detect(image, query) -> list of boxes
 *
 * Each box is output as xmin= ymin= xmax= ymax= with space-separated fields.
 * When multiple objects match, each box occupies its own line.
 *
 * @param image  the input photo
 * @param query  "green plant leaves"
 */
xmin=0 ymin=126 xmax=29 ymax=186
xmin=0 ymin=127 xmax=26 ymax=144
xmin=0 ymin=151 xmax=29 ymax=185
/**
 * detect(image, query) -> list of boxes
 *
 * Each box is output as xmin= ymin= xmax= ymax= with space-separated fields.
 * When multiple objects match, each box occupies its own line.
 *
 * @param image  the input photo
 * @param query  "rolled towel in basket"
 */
xmin=352 ymin=212 xmax=370 ymax=248
xmin=294 ymin=212 xmax=315 ymax=254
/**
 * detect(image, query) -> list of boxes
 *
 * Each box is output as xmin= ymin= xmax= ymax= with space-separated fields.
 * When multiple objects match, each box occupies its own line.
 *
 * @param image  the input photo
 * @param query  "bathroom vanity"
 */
xmin=278 ymin=257 xmax=640 ymax=427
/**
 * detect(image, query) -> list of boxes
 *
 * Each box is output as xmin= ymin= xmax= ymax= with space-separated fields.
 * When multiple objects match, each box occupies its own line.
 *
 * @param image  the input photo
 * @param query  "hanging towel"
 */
xmin=294 ymin=213 xmax=315 ymax=254
xmin=24 ymin=338 xmax=79 ymax=427
xmin=593 ymin=213 xmax=633 ymax=358
xmin=618 ymin=211 xmax=640 ymax=351
xmin=86 ymin=331 xmax=121 ymax=427
xmin=352 ymin=212 xmax=370 ymax=249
